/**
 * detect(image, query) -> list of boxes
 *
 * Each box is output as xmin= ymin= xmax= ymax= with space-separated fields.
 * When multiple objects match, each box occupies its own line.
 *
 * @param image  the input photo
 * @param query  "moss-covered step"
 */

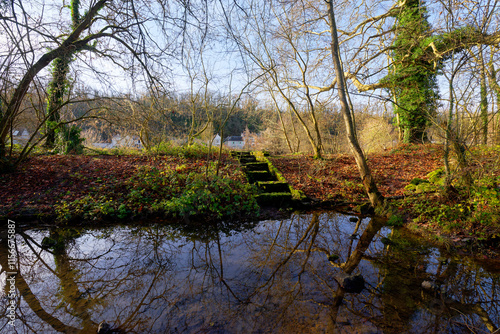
xmin=239 ymin=156 xmax=257 ymax=164
xmin=231 ymin=151 xmax=251 ymax=156
xmin=251 ymin=151 xmax=309 ymax=203
xmin=257 ymin=181 xmax=290 ymax=193
xmin=255 ymin=192 xmax=292 ymax=206
xmin=244 ymin=162 xmax=269 ymax=172
xmin=246 ymin=171 xmax=276 ymax=183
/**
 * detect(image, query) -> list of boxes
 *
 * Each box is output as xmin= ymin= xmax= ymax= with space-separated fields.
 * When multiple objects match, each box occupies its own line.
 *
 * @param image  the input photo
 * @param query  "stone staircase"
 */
xmin=232 ymin=151 xmax=293 ymax=207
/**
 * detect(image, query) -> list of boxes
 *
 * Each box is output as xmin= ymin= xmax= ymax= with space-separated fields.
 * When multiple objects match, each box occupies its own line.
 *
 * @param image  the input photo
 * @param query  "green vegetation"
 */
xmin=55 ymin=153 xmax=259 ymax=222
xmin=55 ymin=125 xmax=85 ymax=154
xmin=386 ymin=0 xmax=438 ymax=143
xmin=392 ymin=146 xmax=500 ymax=243
xmin=253 ymin=151 xmax=307 ymax=201
xmin=150 ymin=142 xmax=217 ymax=159
xmin=386 ymin=214 xmax=404 ymax=227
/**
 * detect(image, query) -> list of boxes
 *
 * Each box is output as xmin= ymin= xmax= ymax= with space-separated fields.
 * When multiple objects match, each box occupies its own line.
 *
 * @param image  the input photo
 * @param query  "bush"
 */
xmin=56 ymin=125 xmax=85 ymax=154
xmin=151 ymin=141 xmax=219 ymax=159
xmin=56 ymin=165 xmax=260 ymax=222
xmin=150 ymin=173 xmax=259 ymax=220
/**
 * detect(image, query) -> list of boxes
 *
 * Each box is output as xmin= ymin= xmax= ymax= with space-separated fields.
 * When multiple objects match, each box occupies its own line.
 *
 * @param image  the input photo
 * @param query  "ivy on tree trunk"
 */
xmin=44 ymin=0 xmax=81 ymax=149
xmin=385 ymin=0 xmax=439 ymax=144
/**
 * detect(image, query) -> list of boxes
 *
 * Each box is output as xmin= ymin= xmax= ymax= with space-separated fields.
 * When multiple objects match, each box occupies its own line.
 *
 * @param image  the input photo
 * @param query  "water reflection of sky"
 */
xmin=1 ymin=212 xmax=499 ymax=333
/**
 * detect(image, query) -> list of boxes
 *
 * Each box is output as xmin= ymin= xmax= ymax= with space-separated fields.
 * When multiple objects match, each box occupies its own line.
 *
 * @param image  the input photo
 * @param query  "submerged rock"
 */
xmin=421 ymin=280 xmax=445 ymax=295
xmin=328 ymin=254 xmax=340 ymax=262
xmin=337 ymin=273 xmax=365 ymax=293
xmin=421 ymin=280 xmax=438 ymax=291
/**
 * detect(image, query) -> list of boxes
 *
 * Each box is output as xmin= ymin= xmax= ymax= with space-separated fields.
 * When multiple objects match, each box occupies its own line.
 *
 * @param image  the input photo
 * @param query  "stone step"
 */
xmin=244 ymin=162 xmax=269 ymax=172
xmin=255 ymin=192 xmax=293 ymax=206
xmin=239 ymin=156 xmax=257 ymax=164
xmin=257 ymin=181 xmax=290 ymax=193
xmin=246 ymin=171 xmax=276 ymax=183
xmin=231 ymin=151 xmax=252 ymax=158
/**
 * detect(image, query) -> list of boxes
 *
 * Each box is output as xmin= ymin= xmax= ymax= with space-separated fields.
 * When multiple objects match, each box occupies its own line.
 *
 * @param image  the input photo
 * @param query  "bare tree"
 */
xmin=182 ymin=45 xmax=216 ymax=146
xmin=220 ymin=0 xmax=326 ymax=158
xmin=0 ymin=0 xmax=196 ymax=171
xmin=326 ymin=0 xmax=384 ymax=209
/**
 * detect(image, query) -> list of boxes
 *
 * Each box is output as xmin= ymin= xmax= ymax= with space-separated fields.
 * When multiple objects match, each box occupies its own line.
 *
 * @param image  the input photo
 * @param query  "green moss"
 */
xmin=257 ymin=181 xmax=291 ymax=193
xmin=409 ymin=178 xmax=429 ymax=186
xmin=255 ymin=192 xmax=292 ymax=206
xmin=252 ymin=152 xmax=307 ymax=201
xmin=244 ymin=162 xmax=269 ymax=172
xmin=427 ymin=168 xmax=445 ymax=184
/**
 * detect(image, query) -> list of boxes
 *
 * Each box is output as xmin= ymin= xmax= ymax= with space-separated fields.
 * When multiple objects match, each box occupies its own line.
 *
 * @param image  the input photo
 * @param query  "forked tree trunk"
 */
xmin=326 ymin=1 xmax=384 ymax=209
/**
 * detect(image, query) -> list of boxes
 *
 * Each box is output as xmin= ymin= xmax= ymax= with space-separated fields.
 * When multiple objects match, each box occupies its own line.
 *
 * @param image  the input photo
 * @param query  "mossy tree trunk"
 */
xmin=45 ymin=55 xmax=71 ymax=148
xmin=44 ymin=0 xmax=81 ymax=149
xmin=388 ymin=0 xmax=438 ymax=144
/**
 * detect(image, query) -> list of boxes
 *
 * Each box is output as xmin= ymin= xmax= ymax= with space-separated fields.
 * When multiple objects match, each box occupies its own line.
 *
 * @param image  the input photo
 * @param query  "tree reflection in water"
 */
xmin=0 ymin=212 xmax=498 ymax=333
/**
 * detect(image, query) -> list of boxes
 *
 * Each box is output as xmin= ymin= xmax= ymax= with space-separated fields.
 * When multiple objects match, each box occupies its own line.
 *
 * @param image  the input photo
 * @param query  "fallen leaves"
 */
xmin=270 ymin=145 xmax=443 ymax=202
xmin=0 ymin=153 xmax=236 ymax=217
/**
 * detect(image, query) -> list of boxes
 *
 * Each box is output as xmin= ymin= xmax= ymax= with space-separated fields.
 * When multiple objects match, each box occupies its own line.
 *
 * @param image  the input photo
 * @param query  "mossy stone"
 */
xmin=244 ymin=162 xmax=269 ymax=172
xmin=257 ymin=181 xmax=290 ymax=193
xmin=246 ymin=171 xmax=276 ymax=183
xmin=256 ymin=192 xmax=292 ymax=206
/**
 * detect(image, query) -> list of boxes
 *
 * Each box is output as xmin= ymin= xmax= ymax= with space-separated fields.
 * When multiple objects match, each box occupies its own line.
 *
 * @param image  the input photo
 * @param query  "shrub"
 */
xmin=56 ymin=125 xmax=85 ymax=154
xmin=151 ymin=141 xmax=220 ymax=159
xmin=56 ymin=165 xmax=259 ymax=222
xmin=150 ymin=174 xmax=259 ymax=220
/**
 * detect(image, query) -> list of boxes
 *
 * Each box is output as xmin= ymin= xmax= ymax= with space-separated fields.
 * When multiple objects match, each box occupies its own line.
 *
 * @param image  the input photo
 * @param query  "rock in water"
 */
xmin=328 ymin=254 xmax=340 ymax=262
xmin=338 ymin=273 xmax=365 ymax=293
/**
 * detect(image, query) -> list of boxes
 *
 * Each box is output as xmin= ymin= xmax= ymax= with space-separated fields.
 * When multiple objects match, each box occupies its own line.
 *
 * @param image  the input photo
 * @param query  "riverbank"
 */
xmin=2 ymin=144 xmax=499 ymax=257
xmin=1 ymin=147 xmax=259 ymax=224
xmin=271 ymin=144 xmax=500 ymax=258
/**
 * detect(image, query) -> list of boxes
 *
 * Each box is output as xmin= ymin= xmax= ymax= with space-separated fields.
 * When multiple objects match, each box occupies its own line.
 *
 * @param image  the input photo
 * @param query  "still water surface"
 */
xmin=1 ymin=212 xmax=499 ymax=333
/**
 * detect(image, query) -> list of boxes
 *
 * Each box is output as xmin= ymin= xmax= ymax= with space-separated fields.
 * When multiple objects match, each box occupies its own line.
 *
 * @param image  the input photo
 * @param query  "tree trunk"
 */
xmin=45 ymin=54 xmax=71 ymax=148
xmin=487 ymin=53 xmax=500 ymax=144
xmin=272 ymin=73 xmax=322 ymax=158
xmin=479 ymin=50 xmax=488 ymax=145
xmin=444 ymin=69 xmax=456 ymax=190
xmin=326 ymin=1 xmax=384 ymax=209
xmin=270 ymin=92 xmax=293 ymax=154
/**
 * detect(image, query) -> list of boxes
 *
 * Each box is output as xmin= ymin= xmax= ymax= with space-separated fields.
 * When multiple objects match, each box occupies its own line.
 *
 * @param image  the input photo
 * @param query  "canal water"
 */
xmin=1 ymin=212 xmax=499 ymax=333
